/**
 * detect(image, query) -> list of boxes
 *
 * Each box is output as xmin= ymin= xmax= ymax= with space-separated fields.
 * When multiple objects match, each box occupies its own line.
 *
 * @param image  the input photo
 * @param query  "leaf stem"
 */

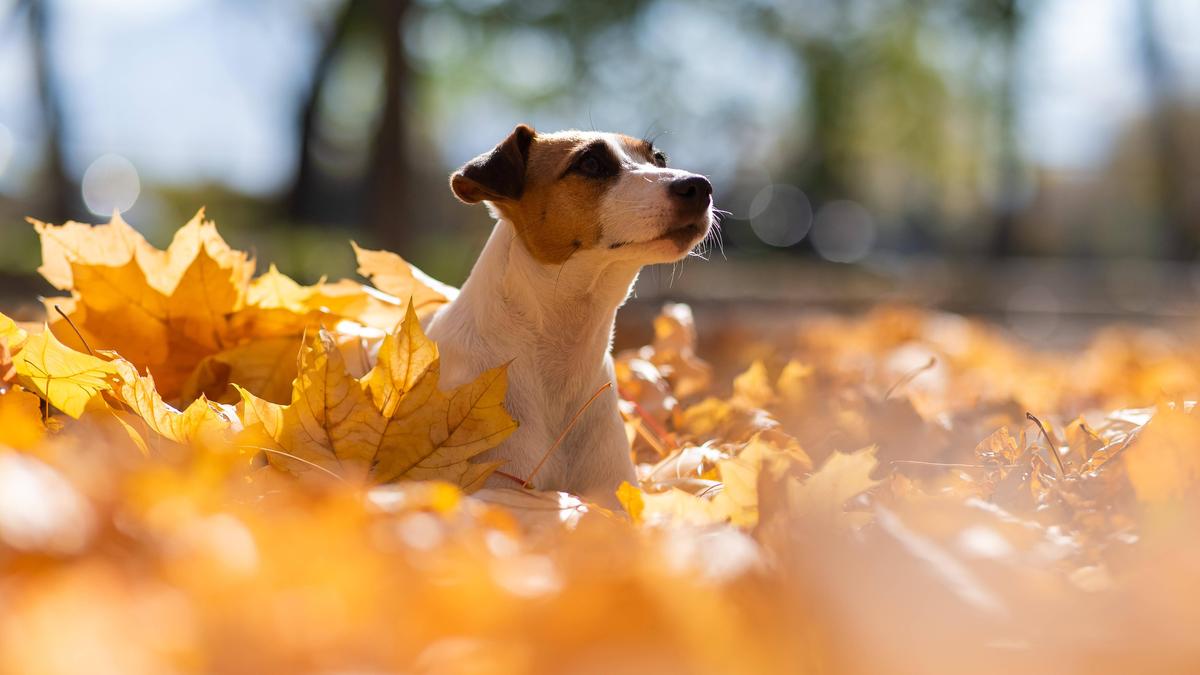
xmin=524 ymin=381 xmax=613 ymax=489
xmin=1026 ymin=412 xmax=1067 ymax=478
xmin=884 ymin=356 xmax=936 ymax=400
xmin=53 ymin=304 xmax=95 ymax=356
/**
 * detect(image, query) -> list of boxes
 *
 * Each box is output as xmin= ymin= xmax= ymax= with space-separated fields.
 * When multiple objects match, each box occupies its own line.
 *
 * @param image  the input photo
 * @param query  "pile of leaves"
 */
xmin=2 ymin=213 xmax=1199 ymax=674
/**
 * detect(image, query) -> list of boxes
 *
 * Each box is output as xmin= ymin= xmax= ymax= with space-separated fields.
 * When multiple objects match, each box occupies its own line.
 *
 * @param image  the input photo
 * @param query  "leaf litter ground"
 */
xmin=1 ymin=213 xmax=1199 ymax=674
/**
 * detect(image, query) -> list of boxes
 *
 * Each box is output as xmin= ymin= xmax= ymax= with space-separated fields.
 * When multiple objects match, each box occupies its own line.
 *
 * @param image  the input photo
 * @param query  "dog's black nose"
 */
xmin=669 ymin=175 xmax=712 ymax=208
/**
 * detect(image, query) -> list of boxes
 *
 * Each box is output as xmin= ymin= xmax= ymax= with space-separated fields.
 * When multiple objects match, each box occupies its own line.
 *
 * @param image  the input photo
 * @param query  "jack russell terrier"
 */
xmin=425 ymin=124 xmax=713 ymax=507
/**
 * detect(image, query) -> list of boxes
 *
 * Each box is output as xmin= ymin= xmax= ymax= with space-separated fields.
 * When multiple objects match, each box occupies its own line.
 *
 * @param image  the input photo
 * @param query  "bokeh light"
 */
xmin=81 ymin=154 xmax=140 ymax=216
xmin=812 ymin=200 xmax=876 ymax=263
xmin=748 ymin=184 xmax=812 ymax=247
xmin=1005 ymin=281 xmax=1062 ymax=342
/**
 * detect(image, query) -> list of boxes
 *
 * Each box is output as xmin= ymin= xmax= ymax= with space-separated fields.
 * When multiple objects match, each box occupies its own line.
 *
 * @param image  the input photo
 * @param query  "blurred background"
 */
xmin=1 ymin=0 xmax=1199 ymax=344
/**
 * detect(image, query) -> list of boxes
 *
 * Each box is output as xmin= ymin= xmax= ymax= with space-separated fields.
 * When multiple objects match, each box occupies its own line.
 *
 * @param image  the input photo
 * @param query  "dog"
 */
xmin=425 ymin=124 xmax=713 ymax=507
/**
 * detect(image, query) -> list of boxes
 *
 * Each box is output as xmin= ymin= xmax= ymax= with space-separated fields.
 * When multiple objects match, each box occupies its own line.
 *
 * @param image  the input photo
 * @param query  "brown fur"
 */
xmin=451 ymin=127 xmax=660 ymax=265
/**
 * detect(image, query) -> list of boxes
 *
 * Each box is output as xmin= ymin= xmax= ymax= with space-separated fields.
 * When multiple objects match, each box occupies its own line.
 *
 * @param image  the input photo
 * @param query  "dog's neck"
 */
xmin=454 ymin=218 xmax=639 ymax=389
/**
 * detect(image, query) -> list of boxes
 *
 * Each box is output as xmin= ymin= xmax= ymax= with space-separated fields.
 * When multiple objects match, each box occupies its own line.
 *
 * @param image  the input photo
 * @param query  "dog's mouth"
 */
xmin=606 ymin=219 xmax=709 ymax=251
xmin=658 ymin=222 xmax=704 ymax=247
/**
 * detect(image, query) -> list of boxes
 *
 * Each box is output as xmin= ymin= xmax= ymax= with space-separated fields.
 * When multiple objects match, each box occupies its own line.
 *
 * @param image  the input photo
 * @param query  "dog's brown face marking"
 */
xmin=451 ymin=125 xmax=708 ymax=265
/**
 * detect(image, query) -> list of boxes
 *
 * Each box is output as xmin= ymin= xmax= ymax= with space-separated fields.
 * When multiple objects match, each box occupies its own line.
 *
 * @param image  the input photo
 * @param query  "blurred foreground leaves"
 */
xmin=1 ymin=214 xmax=1200 ymax=673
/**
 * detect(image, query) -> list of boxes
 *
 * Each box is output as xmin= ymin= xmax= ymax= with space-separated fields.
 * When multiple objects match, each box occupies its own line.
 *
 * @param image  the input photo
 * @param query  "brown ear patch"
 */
xmin=453 ymin=129 xmax=623 ymax=265
xmin=494 ymin=133 xmax=618 ymax=264
xmin=450 ymin=124 xmax=536 ymax=203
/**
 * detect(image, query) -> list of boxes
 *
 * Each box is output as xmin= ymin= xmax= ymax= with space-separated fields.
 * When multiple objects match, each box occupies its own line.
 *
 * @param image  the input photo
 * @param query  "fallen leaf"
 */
xmin=732 ymin=360 xmax=773 ymax=409
xmin=108 ymin=360 xmax=233 ymax=448
xmin=14 ymin=327 xmax=120 ymax=419
xmin=1124 ymin=405 xmax=1200 ymax=503
xmin=352 ymin=242 xmax=457 ymax=318
xmin=182 ymin=337 xmax=302 ymax=405
xmin=0 ymin=313 xmax=28 ymax=355
xmin=715 ymin=433 xmax=813 ymax=527
xmin=787 ymin=446 xmax=880 ymax=529
xmin=237 ymin=305 xmax=515 ymax=490
xmin=0 ymin=389 xmax=45 ymax=450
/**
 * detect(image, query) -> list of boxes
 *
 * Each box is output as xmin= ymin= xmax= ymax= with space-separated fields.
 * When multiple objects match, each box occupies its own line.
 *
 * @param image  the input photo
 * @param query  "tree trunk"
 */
xmin=364 ymin=0 xmax=412 ymax=251
xmin=287 ymin=0 xmax=360 ymax=221
xmin=28 ymin=0 xmax=74 ymax=222
xmin=1134 ymin=0 xmax=1195 ymax=259
xmin=987 ymin=0 xmax=1022 ymax=257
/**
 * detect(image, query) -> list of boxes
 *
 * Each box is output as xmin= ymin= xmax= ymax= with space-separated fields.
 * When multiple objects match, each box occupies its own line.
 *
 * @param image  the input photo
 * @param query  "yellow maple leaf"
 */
xmin=31 ymin=210 xmax=152 ymax=291
xmin=107 ymin=360 xmax=233 ymax=449
xmin=714 ymin=433 xmax=813 ymax=527
xmin=364 ymin=302 xmax=438 ymax=418
xmin=236 ymin=306 xmax=515 ymax=490
xmin=246 ymin=264 xmax=314 ymax=311
xmin=351 ymin=242 xmax=457 ymax=318
xmin=0 ymin=313 xmax=28 ymax=354
xmin=0 ymin=388 xmax=45 ymax=450
xmin=182 ymin=336 xmax=302 ymax=405
xmin=775 ymin=360 xmax=813 ymax=408
xmin=616 ymin=481 xmax=645 ymax=523
xmin=624 ymin=486 xmax=725 ymax=527
xmin=787 ymin=446 xmax=880 ymax=530
xmin=36 ymin=211 xmax=252 ymax=398
xmin=647 ymin=303 xmax=711 ymax=399
xmin=1124 ymin=405 xmax=1200 ymax=503
xmin=732 ymin=359 xmax=774 ymax=409
xmin=13 ymin=327 xmax=120 ymax=419
xmin=301 ymin=279 xmax=406 ymax=332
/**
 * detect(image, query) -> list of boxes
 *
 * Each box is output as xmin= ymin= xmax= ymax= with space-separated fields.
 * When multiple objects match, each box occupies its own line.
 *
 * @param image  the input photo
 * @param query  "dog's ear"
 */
xmin=450 ymin=124 xmax=536 ymax=204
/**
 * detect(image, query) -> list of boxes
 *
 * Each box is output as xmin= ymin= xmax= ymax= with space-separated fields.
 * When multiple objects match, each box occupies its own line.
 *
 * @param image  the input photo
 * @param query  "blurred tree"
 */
xmin=287 ymin=0 xmax=644 ymax=251
xmin=288 ymin=0 xmax=413 ymax=250
xmin=749 ymin=0 xmax=975 ymax=252
xmin=960 ymin=0 xmax=1025 ymax=257
xmin=1133 ymin=0 xmax=1196 ymax=259
xmin=16 ymin=0 xmax=76 ymax=222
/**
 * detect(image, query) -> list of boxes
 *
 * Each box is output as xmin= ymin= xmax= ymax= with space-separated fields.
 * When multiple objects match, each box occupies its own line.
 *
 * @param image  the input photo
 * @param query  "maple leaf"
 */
xmin=107 ymin=360 xmax=233 ymax=449
xmin=732 ymin=360 xmax=773 ymax=409
xmin=620 ymin=484 xmax=724 ymax=527
xmin=246 ymin=263 xmax=315 ymax=311
xmin=786 ymin=446 xmax=880 ymax=530
xmin=182 ymin=337 xmax=302 ymax=405
xmin=0 ymin=388 xmax=44 ymax=450
xmin=352 ymin=242 xmax=457 ymax=318
xmin=1124 ymin=405 xmax=1200 ymax=503
xmin=775 ymin=360 xmax=813 ymax=408
xmin=35 ymin=211 xmax=253 ymax=397
xmin=237 ymin=303 xmax=514 ymax=489
xmin=714 ymin=433 xmax=813 ymax=527
xmin=300 ymin=278 xmax=407 ymax=332
xmin=0 ymin=313 xmax=27 ymax=355
xmin=13 ymin=327 xmax=120 ymax=419
xmin=0 ymin=337 xmax=16 ymax=394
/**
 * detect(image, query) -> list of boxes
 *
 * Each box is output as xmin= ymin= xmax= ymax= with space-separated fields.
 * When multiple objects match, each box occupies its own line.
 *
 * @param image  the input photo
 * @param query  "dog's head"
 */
xmin=450 ymin=124 xmax=713 ymax=265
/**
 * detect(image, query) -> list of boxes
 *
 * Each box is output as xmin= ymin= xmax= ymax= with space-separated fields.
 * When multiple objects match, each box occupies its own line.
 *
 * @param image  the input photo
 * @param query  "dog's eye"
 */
xmin=652 ymin=151 xmax=668 ymax=168
xmin=577 ymin=154 xmax=602 ymax=176
xmin=569 ymin=148 xmax=616 ymax=179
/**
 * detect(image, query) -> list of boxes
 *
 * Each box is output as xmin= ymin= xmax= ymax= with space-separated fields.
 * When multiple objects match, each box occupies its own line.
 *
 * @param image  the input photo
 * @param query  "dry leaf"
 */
xmin=14 ymin=327 xmax=120 ymax=419
xmin=732 ymin=360 xmax=773 ymax=409
xmin=237 ymin=304 xmax=514 ymax=489
xmin=787 ymin=446 xmax=880 ymax=529
xmin=0 ymin=389 xmax=45 ymax=450
xmin=715 ymin=433 xmax=812 ymax=527
xmin=108 ymin=360 xmax=233 ymax=448
xmin=352 ymin=241 xmax=457 ymax=318
xmin=1124 ymin=405 xmax=1200 ymax=503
